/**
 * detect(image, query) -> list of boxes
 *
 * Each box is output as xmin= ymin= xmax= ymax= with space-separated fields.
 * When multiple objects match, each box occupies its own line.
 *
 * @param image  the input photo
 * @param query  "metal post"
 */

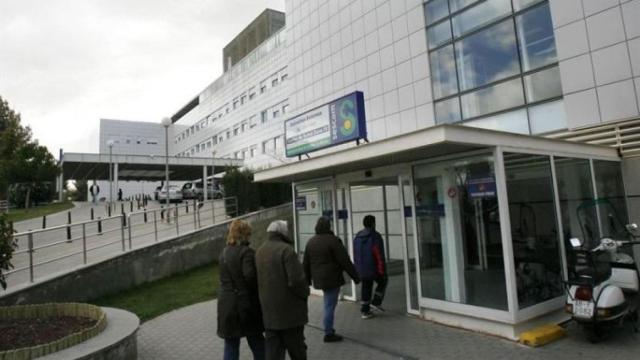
xmin=162 ymin=118 xmax=171 ymax=210
xmin=109 ymin=142 xmax=113 ymax=205
xmin=66 ymin=211 xmax=72 ymax=241
xmin=193 ymin=200 xmax=198 ymax=229
xmin=128 ymin=214 xmax=133 ymax=250
xmin=42 ymin=215 xmax=46 ymax=229
xmin=120 ymin=214 xmax=126 ymax=251
xmin=211 ymin=200 xmax=215 ymax=224
xmin=144 ymin=209 xmax=148 ymax=223
xmin=28 ymin=232 xmax=34 ymax=283
xmin=82 ymin=223 xmax=87 ymax=264
xmin=90 ymin=207 xmax=94 ymax=220
xmin=153 ymin=211 xmax=158 ymax=242
xmin=175 ymin=204 xmax=180 ymax=235
xmin=97 ymin=217 xmax=102 ymax=235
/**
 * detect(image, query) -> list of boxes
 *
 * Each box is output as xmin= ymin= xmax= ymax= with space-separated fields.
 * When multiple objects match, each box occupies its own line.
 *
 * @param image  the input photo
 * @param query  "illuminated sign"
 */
xmin=284 ymin=91 xmax=367 ymax=157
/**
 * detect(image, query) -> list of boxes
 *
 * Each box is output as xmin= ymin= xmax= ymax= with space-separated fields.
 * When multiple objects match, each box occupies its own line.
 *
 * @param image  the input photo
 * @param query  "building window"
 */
xmin=249 ymin=92 xmax=256 ymax=100
xmin=261 ymin=110 xmax=268 ymax=123
xmin=250 ymin=115 xmax=258 ymax=128
xmin=272 ymin=78 xmax=279 ymax=87
xmin=241 ymin=95 xmax=247 ymax=104
xmin=281 ymin=73 xmax=288 ymax=82
xmin=273 ymin=109 xmax=280 ymax=118
xmin=250 ymin=147 xmax=256 ymax=158
xmin=282 ymin=104 xmax=289 ymax=114
xmin=226 ymin=131 xmax=231 ymax=139
xmin=425 ymin=0 xmax=561 ymax=132
xmin=241 ymin=122 xmax=247 ymax=132
xmin=260 ymin=81 xmax=267 ymax=93
xmin=233 ymin=128 xmax=239 ymax=136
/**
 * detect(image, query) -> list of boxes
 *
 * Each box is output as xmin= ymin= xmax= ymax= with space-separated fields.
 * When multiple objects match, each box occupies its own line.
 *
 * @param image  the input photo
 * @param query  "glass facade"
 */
xmin=504 ymin=153 xmax=563 ymax=309
xmin=413 ymin=155 xmax=508 ymax=310
xmin=425 ymin=0 xmax=564 ymax=134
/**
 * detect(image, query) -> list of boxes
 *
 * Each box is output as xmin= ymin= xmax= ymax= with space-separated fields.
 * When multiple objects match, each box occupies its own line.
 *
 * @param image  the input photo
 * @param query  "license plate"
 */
xmin=574 ymin=300 xmax=594 ymax=318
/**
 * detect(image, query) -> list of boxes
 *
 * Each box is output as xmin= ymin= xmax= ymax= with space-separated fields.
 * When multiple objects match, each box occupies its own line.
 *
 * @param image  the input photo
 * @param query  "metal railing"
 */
xmin=4 ymin=197 xmax=238 ymax=288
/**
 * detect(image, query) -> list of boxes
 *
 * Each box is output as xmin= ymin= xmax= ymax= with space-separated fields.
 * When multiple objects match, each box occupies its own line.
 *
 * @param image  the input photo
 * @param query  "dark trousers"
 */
xmin=361 ymin=275 xmax=388 ymax=313
xmin=223 ymin=334 xmax=265 ymax=360
xmin=265 ymin=326 xmax=306 ymax=360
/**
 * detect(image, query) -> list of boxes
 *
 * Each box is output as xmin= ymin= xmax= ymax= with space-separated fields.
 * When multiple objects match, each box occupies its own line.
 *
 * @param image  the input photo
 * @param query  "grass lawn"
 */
xmin=6 ymin=201 xmax=75 ymax=223
xmin=92 ymin=263 xmax=219 ymax=322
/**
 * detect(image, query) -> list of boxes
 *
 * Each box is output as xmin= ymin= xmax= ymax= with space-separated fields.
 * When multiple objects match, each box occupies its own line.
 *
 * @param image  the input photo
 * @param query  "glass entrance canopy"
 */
xmin=255 ymin=125 xmax=626 ymax=339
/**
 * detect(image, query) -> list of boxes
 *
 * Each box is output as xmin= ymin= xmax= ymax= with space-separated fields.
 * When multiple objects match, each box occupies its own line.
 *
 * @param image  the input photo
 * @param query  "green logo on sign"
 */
xmin=339 ymin=99 xmax=357 ymax=137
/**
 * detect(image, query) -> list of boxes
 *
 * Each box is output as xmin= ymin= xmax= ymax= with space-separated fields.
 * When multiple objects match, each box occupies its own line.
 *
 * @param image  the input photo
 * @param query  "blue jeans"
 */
xmin=323 ymin=287 xmax=340 ymax=335
xmin=223 ymin=334 xmax=265 ymax=360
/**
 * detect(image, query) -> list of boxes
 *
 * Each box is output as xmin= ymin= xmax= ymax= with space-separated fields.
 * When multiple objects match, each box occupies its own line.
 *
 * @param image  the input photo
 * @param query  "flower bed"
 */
xmin=0 ymin=303 xmax=107 ymax=359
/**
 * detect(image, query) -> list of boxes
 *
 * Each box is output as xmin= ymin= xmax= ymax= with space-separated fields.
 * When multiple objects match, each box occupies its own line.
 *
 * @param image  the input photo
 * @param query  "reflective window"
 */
xmin=554 ymin=157 xmax=598 ymax=249
xmin=449 ymin=0 xmax=479 ymax=12
xmin=425 ymin=0 xmax=450 ymax=25
xmin=451 ymin=0 xmax=512 ymax=37
xmin=465 ymin=109 xmax=530 ymax=134
xmin=523 ymin=66 xmax=562 ymax=103
xmin=594 ymin=161 xmax=630 ymax=239
xmin=455 ymin=20 xmax=520 ymax=91
xmin=413 ymin=155 xmax=507 ymax=310
xmin=516 ymin=3 xmax=557 ymax=71
xmin=504 ymin=153 xmax=563 ymax=309
xmin=427 ymin=21 xmax=452 ymax=49
xmin=513 ymin=0 xmax=545 ymax=11
xmin=430 ymin=45 xmax=459 ymax=99
xmin=435 ymin=97 xmax=461 ymax=124
xmin=528 ymin=100 xmax=566 ymax=134
xmin=461 ymin=78 xmax=525 ymax=119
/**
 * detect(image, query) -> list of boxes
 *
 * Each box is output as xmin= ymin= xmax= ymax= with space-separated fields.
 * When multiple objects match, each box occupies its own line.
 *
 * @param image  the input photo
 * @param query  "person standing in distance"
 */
xmin=303 ymin=216 xmax=360 ymax=343
xmin=89 ymin=181 xmax=100 ymax=204
xmin=353 ymin=215 xmax=388 ymax=319
xmin=217 ymin=219 xmax=265 ymax=360
xmin=255 ymin=220 xmax=309 ymax=360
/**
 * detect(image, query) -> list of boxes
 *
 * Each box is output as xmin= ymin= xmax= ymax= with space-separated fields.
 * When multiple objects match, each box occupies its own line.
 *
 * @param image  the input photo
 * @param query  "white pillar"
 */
xmin=114 ymin=163 xmax=119 ymax=201
xmin=202 ymin=165 xmax=208 ymax=201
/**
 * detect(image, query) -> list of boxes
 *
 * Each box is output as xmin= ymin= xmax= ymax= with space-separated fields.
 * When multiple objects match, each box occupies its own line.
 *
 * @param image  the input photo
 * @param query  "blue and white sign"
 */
xmin=467 ymin=176 xmax=496 ymax=198
xmin=284 ymin=91 xmax=367 ymax=157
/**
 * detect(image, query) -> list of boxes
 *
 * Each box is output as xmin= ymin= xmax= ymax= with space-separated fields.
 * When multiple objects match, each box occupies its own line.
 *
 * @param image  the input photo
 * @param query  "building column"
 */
xmin=202 ymin=165 xmax=208 ymax=201
xmin=57 ymin=173 xmax=64 ymax=202
xmin=114 ymin=163 xmax=119 ymax=201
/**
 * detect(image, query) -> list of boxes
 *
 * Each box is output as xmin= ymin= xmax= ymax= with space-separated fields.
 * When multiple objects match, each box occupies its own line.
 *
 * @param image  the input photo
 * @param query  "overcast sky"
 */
xmin=0 ymin=0 xmax=285 ymax=155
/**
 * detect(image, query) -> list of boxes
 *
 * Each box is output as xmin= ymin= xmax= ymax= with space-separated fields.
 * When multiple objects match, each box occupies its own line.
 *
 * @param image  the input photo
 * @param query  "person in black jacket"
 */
xmin=256 ymin=220 xmax=309 ymax=360
xmin=217 ymin=219 xmax=265 ymax=360
xmin=303 ymin=216 xmax=360 ymax=342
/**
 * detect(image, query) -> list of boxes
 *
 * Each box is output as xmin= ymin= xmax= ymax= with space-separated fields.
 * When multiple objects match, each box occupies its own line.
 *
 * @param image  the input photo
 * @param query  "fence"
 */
xmin=4 ymin=197 xmax=238 ymax=287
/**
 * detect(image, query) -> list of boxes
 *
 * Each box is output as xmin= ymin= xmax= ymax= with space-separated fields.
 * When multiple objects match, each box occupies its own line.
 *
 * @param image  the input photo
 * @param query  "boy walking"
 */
xmin=353 ymin=215 xmax=387 ymax=318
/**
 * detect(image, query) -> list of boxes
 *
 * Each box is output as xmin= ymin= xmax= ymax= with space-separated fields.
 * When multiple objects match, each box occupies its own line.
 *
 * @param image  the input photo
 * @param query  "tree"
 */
xmin=0 ymin=96 xmax=31 ymax=200
xmin=6 ymin=140 xmax=59 ymax=208
xmin=222 ymin=168 xmax=291 ymax=215
xmin=0 ymin=213 xmax=17 ymax=290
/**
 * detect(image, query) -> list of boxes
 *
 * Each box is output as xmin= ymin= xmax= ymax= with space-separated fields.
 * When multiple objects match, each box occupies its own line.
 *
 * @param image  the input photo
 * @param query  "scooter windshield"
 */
xmin=577 ymin=199 xmax=630 ymax=250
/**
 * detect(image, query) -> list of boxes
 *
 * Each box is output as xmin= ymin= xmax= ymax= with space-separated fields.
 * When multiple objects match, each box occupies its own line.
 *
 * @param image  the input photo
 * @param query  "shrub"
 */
xmin=0 ymin=213 xmax=17 ymax=290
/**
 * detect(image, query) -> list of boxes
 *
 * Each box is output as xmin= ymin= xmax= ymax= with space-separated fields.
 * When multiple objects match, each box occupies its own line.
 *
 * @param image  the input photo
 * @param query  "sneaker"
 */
xmin=324 ymin=333 xmax=343 ymax=342
xmin=370 ymin=304 xmax=386 ymax=312
xmin=361 ymin=311 xmax=375 ymax=319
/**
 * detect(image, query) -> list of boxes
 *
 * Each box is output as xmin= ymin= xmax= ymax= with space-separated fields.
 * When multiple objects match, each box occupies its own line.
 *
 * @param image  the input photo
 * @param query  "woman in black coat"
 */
xmin=217 ymin=219 xmax=265 ymax=360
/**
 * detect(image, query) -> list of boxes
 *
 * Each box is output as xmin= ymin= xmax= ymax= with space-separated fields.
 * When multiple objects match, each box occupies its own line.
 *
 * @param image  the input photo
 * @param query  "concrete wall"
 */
xmin=0 ymin=204 xmax=293 ymax=306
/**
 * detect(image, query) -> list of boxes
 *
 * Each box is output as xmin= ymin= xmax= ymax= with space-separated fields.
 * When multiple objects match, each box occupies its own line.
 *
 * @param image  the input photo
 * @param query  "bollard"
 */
xmin=121 ymin=208 xmax=127 ymax=227
xmin=143 ymin=209 xmax=148 ymax=223
xmin=66 ymin=211 xmax=72 ymax=241
xmin=42 ymin=215 xmax=46 ymax=229
xmin=97 ymin=217 xmax=103 ymax=235
xmin=108 ymin=205 xmax=112 ymax=217
xmin=130 ymin=201 xmax=133 ymax=212
xmin=121 ymin=203 xmax=125 ymax=215
xmin=90 ymin=207 xmax=94 ymax=220
xmin=186 ymin=202 xmax=189 ymax=213
xmin=160 ymin=206 xmax=165 ymax=220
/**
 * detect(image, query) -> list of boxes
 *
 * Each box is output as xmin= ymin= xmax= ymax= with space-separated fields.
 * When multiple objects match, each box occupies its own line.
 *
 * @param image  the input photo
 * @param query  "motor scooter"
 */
xmin=564 ymin=224 xmax=640 ymax=342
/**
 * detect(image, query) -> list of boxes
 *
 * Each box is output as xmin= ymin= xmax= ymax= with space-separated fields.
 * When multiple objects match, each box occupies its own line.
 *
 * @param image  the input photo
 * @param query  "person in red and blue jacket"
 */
xmin=353 ymin=215 xmax=388 ymax=318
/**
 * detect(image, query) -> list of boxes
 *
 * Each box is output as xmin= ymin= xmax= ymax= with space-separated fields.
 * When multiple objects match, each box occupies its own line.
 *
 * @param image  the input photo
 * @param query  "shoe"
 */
xmin=370 ymin=304 xmax=386 ymax=312
xmin=324 ymin=333 xmax=343 ymax=342
xmin=361 ymin=311 xmax=375 ymax=319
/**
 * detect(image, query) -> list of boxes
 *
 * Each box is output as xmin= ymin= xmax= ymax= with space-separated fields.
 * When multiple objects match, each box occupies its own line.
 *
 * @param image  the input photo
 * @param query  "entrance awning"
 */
xmin=255 ymin=125 xmax=619 ymax=183
xmin=61 ymin=153 xmax=243 ymax=181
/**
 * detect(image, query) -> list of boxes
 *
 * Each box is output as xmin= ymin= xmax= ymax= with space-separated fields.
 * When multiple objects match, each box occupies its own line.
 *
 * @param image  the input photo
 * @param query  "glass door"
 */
xmin=294 ymin=181 xmax=334 ymax=255
xmin=336 ymin=185 xmax=355 ymax=300
xmin=400 ymin=173 xmax=420 ymax=313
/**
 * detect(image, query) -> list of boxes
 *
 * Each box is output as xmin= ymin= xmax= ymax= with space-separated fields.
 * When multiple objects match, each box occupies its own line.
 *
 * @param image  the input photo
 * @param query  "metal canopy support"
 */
xmin=202 ymin=165 xmax=208 ymax=201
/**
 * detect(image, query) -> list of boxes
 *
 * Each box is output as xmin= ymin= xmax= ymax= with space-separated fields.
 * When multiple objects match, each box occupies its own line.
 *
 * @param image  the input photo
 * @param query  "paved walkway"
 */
xmin=138 ymin=296 xmax=640 ymax=360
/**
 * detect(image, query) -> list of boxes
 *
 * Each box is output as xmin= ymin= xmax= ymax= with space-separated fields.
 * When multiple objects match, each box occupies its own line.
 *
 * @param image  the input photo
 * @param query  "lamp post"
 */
xmin=107 ymin=140 xmax=114 ymax=206
xmin=161 ymin=117 xmax=172 ymax=208
xmin=211 ymin=150 xmax=217 ymax=200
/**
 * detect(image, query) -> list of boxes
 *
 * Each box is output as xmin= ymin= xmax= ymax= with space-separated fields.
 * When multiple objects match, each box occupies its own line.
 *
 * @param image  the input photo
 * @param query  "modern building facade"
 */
xmin=92 ymin=0 xmax=639 ymax=339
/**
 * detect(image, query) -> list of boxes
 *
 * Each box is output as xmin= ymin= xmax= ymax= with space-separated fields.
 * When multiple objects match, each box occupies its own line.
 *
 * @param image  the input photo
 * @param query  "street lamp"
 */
xmin=107 ymin=140 xmax=114 ymax=206
xmin=161 ymin=117 xmax=172 ymax=208
xmin=211 ymin=150 xmax=217 ymax=200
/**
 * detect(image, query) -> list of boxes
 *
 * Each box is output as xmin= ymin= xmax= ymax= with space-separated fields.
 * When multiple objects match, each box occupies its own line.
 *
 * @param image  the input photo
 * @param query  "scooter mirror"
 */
xmin=626 ymin=223 xmax=638 ymax=232
xmin=569 ymin=238 xmax=582 ymax=248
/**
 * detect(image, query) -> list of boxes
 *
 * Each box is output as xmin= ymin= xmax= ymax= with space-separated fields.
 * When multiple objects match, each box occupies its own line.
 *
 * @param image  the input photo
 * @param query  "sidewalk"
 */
xmin=138 ymin=296 xmax=640 ymax=360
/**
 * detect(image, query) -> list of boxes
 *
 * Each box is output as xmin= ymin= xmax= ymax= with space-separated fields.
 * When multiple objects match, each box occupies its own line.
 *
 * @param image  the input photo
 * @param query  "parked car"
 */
xmin=182 ymin=182 xmax=225 ymax=201
xmin=158 ymin=185 xmax=183 ymax=203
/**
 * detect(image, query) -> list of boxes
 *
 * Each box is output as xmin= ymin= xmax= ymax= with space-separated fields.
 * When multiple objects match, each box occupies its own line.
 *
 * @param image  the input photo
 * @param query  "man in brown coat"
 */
xmin=303 ymin=216 xmax=360 ymax=342
xmin=255 ymin=220 xmax=309 ymax=360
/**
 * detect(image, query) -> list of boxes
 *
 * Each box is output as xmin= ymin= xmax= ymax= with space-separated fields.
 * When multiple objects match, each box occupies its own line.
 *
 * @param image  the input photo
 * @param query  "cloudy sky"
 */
xmin=0 ymin=0 xmax=285 ymax=155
